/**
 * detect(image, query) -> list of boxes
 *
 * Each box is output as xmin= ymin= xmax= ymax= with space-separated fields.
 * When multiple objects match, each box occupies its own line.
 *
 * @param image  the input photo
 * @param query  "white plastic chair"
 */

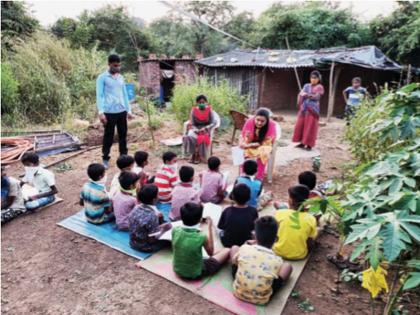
xmin=266 ymin=122 xmax=281 ymax=184
xmin=183 ymin=110 xmax=221 ymax=157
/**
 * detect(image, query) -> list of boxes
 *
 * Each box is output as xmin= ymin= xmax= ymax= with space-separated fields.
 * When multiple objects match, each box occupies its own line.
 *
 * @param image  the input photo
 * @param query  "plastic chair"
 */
xmin=266 ymin=122 xmax=282 ymax=184
xmin=229 ymin=110 xmax=249 ymax=145
xmin=183 ymin=111 xmax=221 ymax=157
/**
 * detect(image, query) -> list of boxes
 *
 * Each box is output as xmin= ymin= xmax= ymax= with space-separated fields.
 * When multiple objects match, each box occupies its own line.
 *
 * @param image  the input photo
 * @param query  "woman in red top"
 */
xmin=183 ymin=95 xmax=216 ymax=164
xmin=292 ymin=71 xmax=325 ymax=151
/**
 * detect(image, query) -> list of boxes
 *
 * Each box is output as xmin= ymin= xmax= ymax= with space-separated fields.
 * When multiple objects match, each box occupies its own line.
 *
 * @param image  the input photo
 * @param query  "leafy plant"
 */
xmin=171 ymin=77 xmax=247 ymax=123
xmin=297 ymin=298 xmax=315 ymax=312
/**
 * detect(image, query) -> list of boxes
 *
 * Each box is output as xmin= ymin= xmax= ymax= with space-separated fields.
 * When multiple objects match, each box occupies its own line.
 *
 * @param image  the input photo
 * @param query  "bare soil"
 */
xmin=2 ymin=113 xmax=414 ymax=315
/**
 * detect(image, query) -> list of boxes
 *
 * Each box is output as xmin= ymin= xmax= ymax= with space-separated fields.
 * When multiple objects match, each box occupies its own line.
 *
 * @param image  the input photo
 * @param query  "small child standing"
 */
xmin=128 ymin=184 xmax=171 ymax=252
xmin=133 ymin=150 xmax=150 ymax=185
xmin=21 ymin=152 xmax=58 ymax=211
xmin=218 ymin=184 xmax=258 ymax=247
xmin=154 ymin=151 xmax=178 ymax=203
xmin=80 ymin=163 xmax=114 ymax=224
xmin=273 ymin=185 xmax=318 ymax=260
xmin=343 ymin=77 xmax=367 ymax=120
xmin=231 ymin=216 xmax=292 ymax=305
xmin=172 ymin=202 xmax=230 ymax=279
xmin=199 ymin=156 xmax=226 ymax=204
xmin=170 ymin=166 xmax=200 ymax=221
xmin=110 ymin=155 xmax=135 ymax=197
xmin=113 ymin=171 xmax=139 ymax=230
xmin=1 ymin=166 xmax=26 ymax=224
xmin=298 ymin=171 xmax=323 ymax=198
xmin=235 ymin=160 xmax=262 ymax=209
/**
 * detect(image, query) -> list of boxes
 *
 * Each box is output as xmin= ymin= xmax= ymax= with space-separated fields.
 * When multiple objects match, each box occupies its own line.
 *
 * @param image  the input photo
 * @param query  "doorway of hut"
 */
xmin=159 ymin=60 xmax=175 ymax=105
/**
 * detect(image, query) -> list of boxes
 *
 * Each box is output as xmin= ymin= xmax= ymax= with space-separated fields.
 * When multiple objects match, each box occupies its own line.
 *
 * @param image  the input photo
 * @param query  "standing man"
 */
xmin=97 ymin=54 xmax=133 ymax=168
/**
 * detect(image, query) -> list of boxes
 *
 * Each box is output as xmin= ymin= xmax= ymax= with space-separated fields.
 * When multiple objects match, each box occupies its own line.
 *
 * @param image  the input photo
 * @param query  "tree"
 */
xmin=50 ymin=5 xmax=153 ymax=72
xmin=369 ymin=2 xmax=420 ymax=66
xmin=1 ymin=1 xmax=39 ymax=50
xmin=253 ymin=2 xmax=370 ymax=50
xmin=224 ymin=11 xmax=256 ymax=48
xmin=148 ymin=17 xmax=196 ymax=57
xmin=183 ymin=1 xmax=234 ymax=55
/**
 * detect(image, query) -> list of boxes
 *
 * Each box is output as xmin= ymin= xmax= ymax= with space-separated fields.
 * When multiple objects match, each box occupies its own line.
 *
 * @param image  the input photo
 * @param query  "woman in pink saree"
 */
xmin=240 ymin=108 xmax=277 ymax=180
xmin=292 ymin=70 xmax=325 ymax=150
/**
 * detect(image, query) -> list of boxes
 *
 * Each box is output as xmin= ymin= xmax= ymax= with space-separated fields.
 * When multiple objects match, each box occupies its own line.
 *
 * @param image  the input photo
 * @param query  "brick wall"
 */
xmin=138 ymin=61 xmax=160 ymax=97
xmin=174 ymin=61 xmax=197 ymax=84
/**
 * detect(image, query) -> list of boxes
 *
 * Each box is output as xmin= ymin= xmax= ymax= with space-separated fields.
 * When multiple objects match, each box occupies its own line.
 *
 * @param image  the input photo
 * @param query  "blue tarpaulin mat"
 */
xmin=57 ymin=210 xmax=152 ymax=260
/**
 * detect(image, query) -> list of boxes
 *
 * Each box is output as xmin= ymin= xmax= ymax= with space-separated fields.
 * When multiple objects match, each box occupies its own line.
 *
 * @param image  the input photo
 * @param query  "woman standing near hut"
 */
xmin=292 ymin=70 xmax=325 ymax=151
xmin=240 ymin=108 xmax=277 ymax=180
xmin=183 ymin=95 xmax=217 ymax=164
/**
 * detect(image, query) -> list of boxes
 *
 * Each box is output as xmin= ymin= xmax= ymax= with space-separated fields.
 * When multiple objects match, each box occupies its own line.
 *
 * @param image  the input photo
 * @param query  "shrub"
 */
xmin=171 ymin=78 xmax=247 ymax=123
xmin=1 ymin=62 xmax=19 ymax=115
xmin=345 ymin=83 xmax=420 ymax=163
xmin=3 ymin=31 xmax=106 ymax=126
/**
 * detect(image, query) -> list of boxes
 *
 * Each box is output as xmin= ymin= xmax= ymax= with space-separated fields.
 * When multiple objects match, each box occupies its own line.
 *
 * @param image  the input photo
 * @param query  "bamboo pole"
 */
xmin=285 ymin=36 xmax=302 ymax=91
xmin=327 ymin=62 xmax=336 ymax=122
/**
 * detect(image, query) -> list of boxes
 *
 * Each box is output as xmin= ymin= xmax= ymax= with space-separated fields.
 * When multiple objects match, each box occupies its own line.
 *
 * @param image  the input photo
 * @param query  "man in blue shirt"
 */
xmin=96 ymin=54 xmax=133 ymax=168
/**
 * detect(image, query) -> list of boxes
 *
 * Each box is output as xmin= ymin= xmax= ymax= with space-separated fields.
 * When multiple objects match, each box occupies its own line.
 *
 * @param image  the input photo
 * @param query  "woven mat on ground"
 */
xmin=57 ymin=210 xmax=152 ymax=260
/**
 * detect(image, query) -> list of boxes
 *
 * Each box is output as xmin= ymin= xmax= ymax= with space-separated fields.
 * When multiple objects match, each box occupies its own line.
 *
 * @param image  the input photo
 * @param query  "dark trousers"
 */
xmin=102 ymin=111 xmax=128 ymax=161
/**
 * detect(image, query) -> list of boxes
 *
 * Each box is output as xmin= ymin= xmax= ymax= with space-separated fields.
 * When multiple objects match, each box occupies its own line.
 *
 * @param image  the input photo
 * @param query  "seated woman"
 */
xmin=183 ymin=95 xmax=217 ymax=164
xmin=240 ymin=108 xmax=277 ymax=181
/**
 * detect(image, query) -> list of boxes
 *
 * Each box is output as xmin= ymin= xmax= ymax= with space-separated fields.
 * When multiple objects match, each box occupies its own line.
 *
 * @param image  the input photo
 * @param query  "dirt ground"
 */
xmin=1 ymin=113 xmax=411 ymax=314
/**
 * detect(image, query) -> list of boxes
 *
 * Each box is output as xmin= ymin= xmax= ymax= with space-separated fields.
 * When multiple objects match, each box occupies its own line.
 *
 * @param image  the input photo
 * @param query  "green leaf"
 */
xmin=345 ymin=222 xmax=382 ymax=244
xmin=400 ymin=222 xmax=420 ymax=242
xmin=350 ymin=240 xmax=369 ymax=262
xmin=389 ymin=177 xmax=403 ymax=195
xmin=403 ymin=272 xmax=420 ymax=290
xmin=403 ymin=177 xmax=416 ymax=188
xmin=381 ymin=222 xmax=409 ymax=262
xmin=367 ymin=237 xmax=383 ymax=270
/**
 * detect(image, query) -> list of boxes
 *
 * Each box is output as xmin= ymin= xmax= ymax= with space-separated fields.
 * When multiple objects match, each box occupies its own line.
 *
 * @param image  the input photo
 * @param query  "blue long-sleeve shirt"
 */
xmin=96 ymin=71 xmax=131 ymax=114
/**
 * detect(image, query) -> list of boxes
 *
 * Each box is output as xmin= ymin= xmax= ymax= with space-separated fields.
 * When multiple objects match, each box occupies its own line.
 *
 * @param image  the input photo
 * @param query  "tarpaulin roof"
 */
xmin=196 ymin=46 xmax=402 ymax=71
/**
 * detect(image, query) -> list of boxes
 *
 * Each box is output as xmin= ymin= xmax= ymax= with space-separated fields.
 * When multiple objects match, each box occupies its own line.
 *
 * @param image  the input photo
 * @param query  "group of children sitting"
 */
xmin=1 ymin=152 xmax=58 ymax=224
xmin=79 ymin=149 xmax=323 ymax=306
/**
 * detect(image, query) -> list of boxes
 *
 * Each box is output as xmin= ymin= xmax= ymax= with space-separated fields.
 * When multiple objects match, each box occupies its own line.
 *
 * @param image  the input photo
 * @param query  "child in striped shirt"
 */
xmin=154 ymin=152 xmax=178 ymax=220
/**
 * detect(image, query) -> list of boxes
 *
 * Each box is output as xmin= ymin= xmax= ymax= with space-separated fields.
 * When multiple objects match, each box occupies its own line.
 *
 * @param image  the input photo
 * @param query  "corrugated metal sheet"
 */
xmin=196 ymin=46 xmax=402 ymax=71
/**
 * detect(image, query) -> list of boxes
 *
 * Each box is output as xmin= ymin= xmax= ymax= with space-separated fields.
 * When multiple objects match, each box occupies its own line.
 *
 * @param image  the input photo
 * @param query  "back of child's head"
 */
xmin=21 ymin=152 xmax=40 ymax=166
xmin=180 ymin=202 xmax=203 ymax=226
xmin=116 ymin=155 xmax=135 ymax=170
xmin=179 ymin=165 xmax=194 ymax=183
xmin=288 ymin=184 xmax=310 ymax=208
xmin=255 ymin=216 xmax=278 ymax=248
xmin=119 ymin=171 xmax=140 ymax=190
xmin=87 ymin=163 xmax=105 ymax=181
xmin=134 ymin=151 xmax=148 ymax=167
xmin=137 ymin=184 xmax=158 ymax=204
xmin=162 ymin=151 xmax=177 ymax=164
xmin=243 ymin=160 xmax=258 ymax=176
xmin=298 ymin=171 xmax=317 ymax=190
xmin=208 ymin=156 xmax=221 ymax=171
xmin=352 ymin=77 xmax=362 ymax=84
xmin=231 ymin=183 xmax=251 ymax=205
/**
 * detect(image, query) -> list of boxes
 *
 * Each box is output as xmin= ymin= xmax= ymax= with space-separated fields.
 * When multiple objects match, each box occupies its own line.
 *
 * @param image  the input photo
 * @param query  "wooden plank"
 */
xmin=327 ymin=62 xmax=336 ymax=122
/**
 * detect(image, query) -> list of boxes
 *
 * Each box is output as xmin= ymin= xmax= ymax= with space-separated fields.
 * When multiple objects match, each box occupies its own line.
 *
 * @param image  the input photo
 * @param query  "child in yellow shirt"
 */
xmin=272 ymin=185 xmax=318 ymax=260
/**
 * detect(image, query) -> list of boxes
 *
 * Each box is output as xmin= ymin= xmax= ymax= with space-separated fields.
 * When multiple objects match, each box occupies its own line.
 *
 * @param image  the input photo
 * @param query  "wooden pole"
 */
xmin=327 ymin=62 xmax=336 ymax=122
xmin=406 ymin=64 xmax=412 ymax=84
xmin=258 ymin=68 xmax=266 ymax=107
xmin=285 ymin=36 xmax=302 ymax=91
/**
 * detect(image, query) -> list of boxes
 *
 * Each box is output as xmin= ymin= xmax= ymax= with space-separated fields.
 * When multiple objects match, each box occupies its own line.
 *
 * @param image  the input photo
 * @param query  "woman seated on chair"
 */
xmin=240 ymin=108 xmax=277 ymax=180
xmin=183 ymin=95 xmax=217 ymax=164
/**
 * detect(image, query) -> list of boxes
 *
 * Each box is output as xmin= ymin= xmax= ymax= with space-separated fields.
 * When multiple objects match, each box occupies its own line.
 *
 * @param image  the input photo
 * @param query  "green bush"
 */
xmin=171 ymin=78 xmax=248 ymax=123
xmin=1 ymin=62 xmax=19 ymax=116
xmin=345 ymin=83 xmax=420 ymax=163
xmin=3 ymin=31 xmax=106 ymax=126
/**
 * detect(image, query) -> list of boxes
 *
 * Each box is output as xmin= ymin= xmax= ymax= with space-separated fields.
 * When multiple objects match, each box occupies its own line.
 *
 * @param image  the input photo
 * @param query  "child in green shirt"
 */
xmin=172 ymin=202 xmax=230 ymax=279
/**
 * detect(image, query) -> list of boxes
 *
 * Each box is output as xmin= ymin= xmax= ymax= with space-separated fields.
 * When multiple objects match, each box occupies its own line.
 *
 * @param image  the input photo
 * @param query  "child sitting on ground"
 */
xmin=80 ymin=163 xmax=114 ymax=224
xmin=128 ymin=184 xmax=171 ymax=252
xmin=170 ymin=166 xmax=200 ymax=221
xmin=235 ymin=160 xmax=262 ymax=209
xmin=273 ymin=185 xmax=318 ymax=260
xmin=230 ymin=216 xmax=293 ymax=305
xmin=155 ymin=151 xmax=178 ymax=203
xmin=1 ymin=166 xmax=26 ymax=224
xmin=298 ymin=171 xmax=323 ymax=198
xmin=113 ymin=171 xmax=140 ymax=230
xmin=110 ymin=155 xmax=135 ymax=197
xmin=199 ymin=156 xmax=227 ymax=204
xmin=21 ymin=152 xmax=58 ymax=211
xmin=172 ymin=202 xmax=230 ymax=279
xmin=133 ymin=150 xmax=151 ymax=185
xmin=218 ymin=183 xmax=258 ymax=247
